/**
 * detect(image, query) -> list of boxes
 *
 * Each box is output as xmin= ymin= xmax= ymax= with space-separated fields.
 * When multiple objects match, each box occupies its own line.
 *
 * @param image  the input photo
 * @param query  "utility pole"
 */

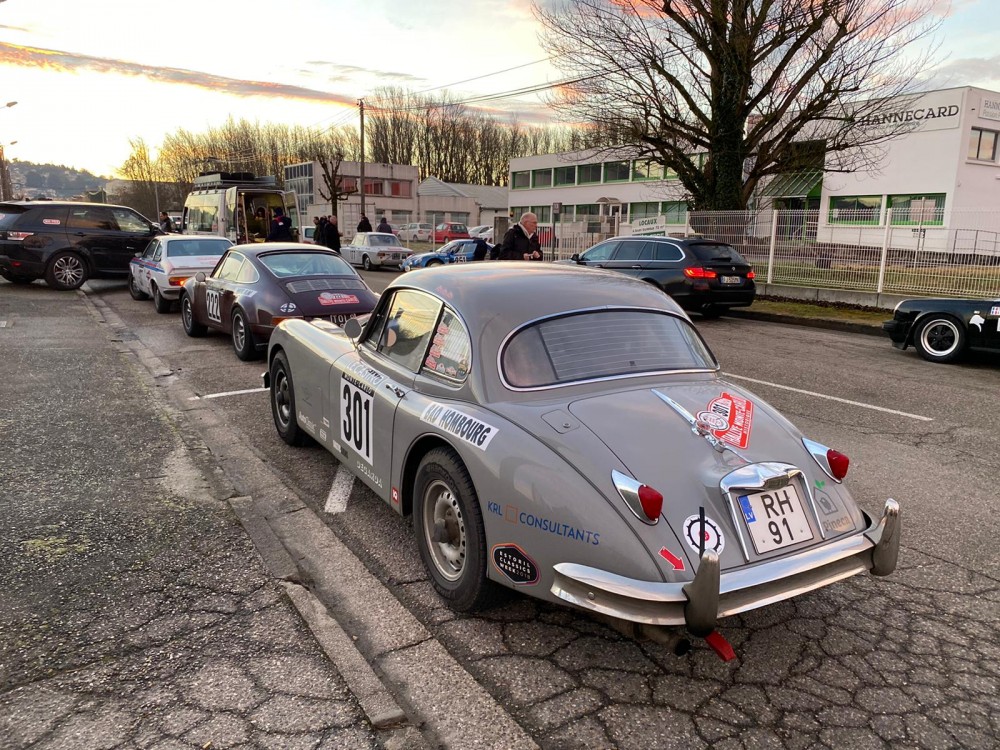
xmin=358 ymin=99 xmax=366 ymax=224
xmin=0 ymin=145 xmax=10 ymax=202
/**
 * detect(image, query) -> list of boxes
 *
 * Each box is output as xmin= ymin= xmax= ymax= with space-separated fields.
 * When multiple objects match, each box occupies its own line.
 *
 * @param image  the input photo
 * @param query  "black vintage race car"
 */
xmin=882 ymin=297 xmax=1000 ymax=363
xmin=180 ymin=242 xmax=378 ymax=360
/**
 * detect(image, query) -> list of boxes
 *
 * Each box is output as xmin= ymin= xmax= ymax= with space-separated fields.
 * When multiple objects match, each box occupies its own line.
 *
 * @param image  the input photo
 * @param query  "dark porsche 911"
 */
xmin=882 ymin=297 xmax=1000 ymax=363
xmin=180 ymin=243 xmax=378 ymax=360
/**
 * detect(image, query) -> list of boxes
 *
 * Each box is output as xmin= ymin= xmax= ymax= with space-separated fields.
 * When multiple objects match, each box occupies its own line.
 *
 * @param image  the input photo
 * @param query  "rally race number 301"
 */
xmin=341 ymin=379 xmax=373 ymax=464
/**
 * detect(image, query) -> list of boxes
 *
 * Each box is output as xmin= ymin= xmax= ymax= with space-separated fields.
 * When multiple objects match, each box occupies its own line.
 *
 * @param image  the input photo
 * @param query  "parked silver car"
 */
xmin=342 ymin=232 xmax=412 ymax=271
xmin=398 ymin=222 xmax=433 ymax=242
xmin=264 ymin=264 xmax=899 ymax=655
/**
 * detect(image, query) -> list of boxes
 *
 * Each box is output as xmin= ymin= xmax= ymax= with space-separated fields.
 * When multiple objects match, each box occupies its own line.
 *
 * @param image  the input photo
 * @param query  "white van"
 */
xmin=181 ymin=173 xmax=299 ymax=245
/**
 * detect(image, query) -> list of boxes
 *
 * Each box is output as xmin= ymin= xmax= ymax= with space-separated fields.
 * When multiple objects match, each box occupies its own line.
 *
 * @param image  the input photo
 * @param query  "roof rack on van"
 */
xmin=192 ymin=172 xmax=278 ymax=189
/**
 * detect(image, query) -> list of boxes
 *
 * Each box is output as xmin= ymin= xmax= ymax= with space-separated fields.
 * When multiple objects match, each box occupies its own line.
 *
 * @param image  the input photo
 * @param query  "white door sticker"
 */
xmin=206 ymin=289 xmax=221 ymax=323
xmin=340 ymin=377 xmax=373 ymax=465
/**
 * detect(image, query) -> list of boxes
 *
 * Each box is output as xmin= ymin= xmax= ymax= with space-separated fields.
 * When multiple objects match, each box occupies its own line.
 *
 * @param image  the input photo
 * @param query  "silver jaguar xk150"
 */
xmin=263 ymin=263 xmax=899 ymax=656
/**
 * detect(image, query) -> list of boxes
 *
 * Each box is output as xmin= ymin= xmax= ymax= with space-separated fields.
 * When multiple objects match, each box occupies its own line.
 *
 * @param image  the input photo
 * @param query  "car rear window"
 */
xmin=0 ymin=205 xmax=30 ymax=230
xmin=259 ymin=252 xmax=354 ymax=277
xmin=167 ymin=239 xmax=231 ymax=257
xmin=451 ymin=224 xmax=468 ymax=233
xmin=501 ymin=310 xmax=717 ymax=388
xmin=369 ymin=235 xmax=402 ymax=247
xmin=688 ymin=242 xmax=747 ymax=264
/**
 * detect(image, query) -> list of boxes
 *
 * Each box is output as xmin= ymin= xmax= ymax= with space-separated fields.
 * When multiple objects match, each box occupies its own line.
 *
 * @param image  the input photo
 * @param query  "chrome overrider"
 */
xmin=550 ymin=498 xmax=900 ymax=638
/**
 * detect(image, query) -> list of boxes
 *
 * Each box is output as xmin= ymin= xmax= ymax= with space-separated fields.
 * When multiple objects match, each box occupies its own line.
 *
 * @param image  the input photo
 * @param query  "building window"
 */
xmin=603 ymin=160 xmax=630 ymax=182
xmin=340 ymin=177 xmax=357 ymax=194
xmin=532 ymin=169 xmax=553 ymax=188
xmin=661 ymin=201 xmax=688 ymax=224
xmin=510 ymin=206 xmax=529 ymax=220
xmin=389 ymin=180 xmax=412 ymax=198
xmin=426 ymin=211 xmax=446 ymax=226
xmin=577 ymin=164 xmax=602 ymax=184
xmin=554 ymin=166 xmax=576 ymax=186
xmin=575 ymin=204 xmax=601 ymax=217
xmin=631 ymin=160 xmax=664 ymax=181
xmin=828 ymin=195 xmax=882 ymax=225
xmin=512 ymin=171 xmax=531 ymax=189
xmin=969 ymin=127 xmax=998 ymax=161
xmin=364 ymin=178 xmax=385 ymax=196
xmin=450 ymin=212 xmax=470 ymax=225
xmin=530 ymin=205 xmax=551 ymax=223
xmin=888 ymin=194 xmax=945 ymax=225
xmin=629 ymin=202 xmax=660 ymax=220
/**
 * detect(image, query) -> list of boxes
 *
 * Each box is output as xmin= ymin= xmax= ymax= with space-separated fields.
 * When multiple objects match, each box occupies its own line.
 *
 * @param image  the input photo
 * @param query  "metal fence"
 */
xmin=546 ymin=209 xmax=1000 ymax=299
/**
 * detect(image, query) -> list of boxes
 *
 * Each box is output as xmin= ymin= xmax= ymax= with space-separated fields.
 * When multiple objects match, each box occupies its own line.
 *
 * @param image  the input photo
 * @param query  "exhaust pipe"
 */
xmin=593 ymin=614 xmax=691 ymax=656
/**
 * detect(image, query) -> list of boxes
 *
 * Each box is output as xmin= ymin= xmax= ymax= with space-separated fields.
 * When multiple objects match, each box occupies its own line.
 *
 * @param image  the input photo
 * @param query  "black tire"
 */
xmin=426 ymin=259 xmax=443 ymax=267
xmin=44 ymin=251 xmax=88 ymax=291
xmin=128 ymin=273 xmax=149 ymax=300
xmin=180 ymin=293 xmax=207 ymax=337
xmin=269 ymin=351 xmax=312 ymax=446
xmin=362 ymin=254 xmax=373 ymax=271
xmin=915 ymin=315 xmax=966 ymax=363
xmin=414 ymin=448 xmax=499 ymax=612
xmin=231 ymin=307 xmax=261 ymax=361
xmin=0 ymin=269 xmax=35 ymax=284
xmin=699 ymin=304 xmax=723 ymax=319
xmin=152 ymin=284 xmax=173 ymax=314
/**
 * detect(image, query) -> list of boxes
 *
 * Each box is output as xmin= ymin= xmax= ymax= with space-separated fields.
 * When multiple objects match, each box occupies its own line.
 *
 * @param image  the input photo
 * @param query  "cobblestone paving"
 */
xmin=393 ymin=547 xmax=1000 ymax=750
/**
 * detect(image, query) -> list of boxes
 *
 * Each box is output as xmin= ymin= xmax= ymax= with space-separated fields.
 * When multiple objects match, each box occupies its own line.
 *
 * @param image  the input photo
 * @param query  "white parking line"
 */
xmin=324 ymin=465 xmax=356 ymax=514
xmin=188 ymin=387 xmax=267 ymax=401
xmin=722 ymin=373 xmax=933 ymax=422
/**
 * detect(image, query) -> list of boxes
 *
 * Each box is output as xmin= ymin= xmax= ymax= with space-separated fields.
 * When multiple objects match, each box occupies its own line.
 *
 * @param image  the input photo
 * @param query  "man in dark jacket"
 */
xmin=496 ymin=212 xmax=542 ymax=261
xmin=376 ymin=216 xmax=392 ymax=234
xmin=267 ymin=206 xmax=293 ymax=241
xmin=357 ymin=214 xmax=373 ymax=233
xmin=325 ymin=215 xmax=342 ymax=253
xmin=313 ymin=216 xmax=326 ymax=246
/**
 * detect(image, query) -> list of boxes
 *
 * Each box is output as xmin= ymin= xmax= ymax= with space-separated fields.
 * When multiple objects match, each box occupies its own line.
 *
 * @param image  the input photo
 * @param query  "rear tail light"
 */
xmin=7 ymin=231 xmax=32 ymax=241
xmin=612 ymin=470 xmax=663 ymax=525
xmin=168 ymin=276 xmax=190 ymax=287
xmin=747 ymin=270 xmax=756 ymax=279
xmin=802 ymin=438 xmax=850 ymax=482
xmin=683 ymin=267 xmax=717 ymax=279
xmin=271 ymin=316 xmax=303 ymax=327
xmin=827 ymin=449 xmax=849 ymax=480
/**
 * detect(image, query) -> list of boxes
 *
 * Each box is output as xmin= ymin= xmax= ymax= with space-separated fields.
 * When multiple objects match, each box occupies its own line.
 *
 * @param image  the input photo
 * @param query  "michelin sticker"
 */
xmin=420 ymin=403 xmax=498 ymax=450
xmin=682 ymin=514 xmax=726 ymax=554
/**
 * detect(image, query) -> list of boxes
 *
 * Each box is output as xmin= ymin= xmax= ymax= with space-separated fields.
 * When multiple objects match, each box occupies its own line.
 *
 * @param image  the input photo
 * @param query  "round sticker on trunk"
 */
xmin=695 ymin=410 xmax=729 ymax=431
xmin=682 ymin=515 xmax=725 ymax=554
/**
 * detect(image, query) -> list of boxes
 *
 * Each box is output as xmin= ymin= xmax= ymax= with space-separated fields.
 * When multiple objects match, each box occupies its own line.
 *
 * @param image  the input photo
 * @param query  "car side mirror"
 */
xmin=195 ymin=271 xmax=206 ymax=283
xmin=134 ymin=252 xmax=142 ymax=258
xmin=343 ymin=318 xmax=363 ymax=340
xmin=570 ymin=253 xmax=581 ymax=263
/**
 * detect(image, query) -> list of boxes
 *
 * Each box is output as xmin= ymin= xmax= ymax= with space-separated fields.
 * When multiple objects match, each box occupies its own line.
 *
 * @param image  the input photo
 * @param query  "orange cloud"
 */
xmin=0 ymin=41 xmax=356 ymax=105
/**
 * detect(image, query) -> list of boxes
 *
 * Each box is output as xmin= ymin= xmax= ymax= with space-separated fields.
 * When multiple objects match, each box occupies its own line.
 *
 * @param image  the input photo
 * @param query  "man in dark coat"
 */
xmin=357 ymin=214 xmax=373 ymax=233
xmin=325 ymin=215 xmax=342 ymax=253
xmin=267 ymin=206 xmax=293 ymax=241
xmin=496 ymin=212 xmax=542 ymax=261
xmin=313 ymin=216 xmax=326 ymax=246
xmin=376 ymin=216 xmax=392 ymax=234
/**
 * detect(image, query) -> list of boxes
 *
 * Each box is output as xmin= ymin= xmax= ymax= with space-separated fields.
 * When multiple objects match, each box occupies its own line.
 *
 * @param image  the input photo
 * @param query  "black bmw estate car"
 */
xmin=0 ymin=201 xmax=160 ymax=290
xmin=557 ymin=235 xmax=756 ymax=317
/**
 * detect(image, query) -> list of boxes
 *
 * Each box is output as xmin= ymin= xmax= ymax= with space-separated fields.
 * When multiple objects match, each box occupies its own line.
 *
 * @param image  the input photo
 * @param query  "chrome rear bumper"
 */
xmin=551 ymin=498 xmax=899 ymax=636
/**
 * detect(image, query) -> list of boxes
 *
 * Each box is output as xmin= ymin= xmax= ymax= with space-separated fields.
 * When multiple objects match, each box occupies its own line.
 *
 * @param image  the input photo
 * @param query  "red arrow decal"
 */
xmin=658 ymin=547 xmax=685 ymax=571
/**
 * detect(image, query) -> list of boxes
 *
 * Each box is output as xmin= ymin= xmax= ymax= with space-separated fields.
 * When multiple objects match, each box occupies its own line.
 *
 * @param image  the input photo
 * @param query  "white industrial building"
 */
xmin=507 ymin=86 xmax=1000 ymax=253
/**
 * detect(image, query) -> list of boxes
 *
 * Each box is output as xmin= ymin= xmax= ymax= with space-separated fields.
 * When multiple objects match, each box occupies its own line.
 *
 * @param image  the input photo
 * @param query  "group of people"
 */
xmin=355 ymin=214 xmax=395 ymax=235
xmin=311 ymin=214 xmax=343 ymax=253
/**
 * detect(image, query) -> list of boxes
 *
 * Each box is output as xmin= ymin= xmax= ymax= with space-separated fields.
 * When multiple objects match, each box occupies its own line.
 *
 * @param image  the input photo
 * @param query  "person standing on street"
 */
xmin=325 ymin=215 xmax=342 ymax=254
xmin=267 ymin=206 xmax=293 ymax=241
xmin=159 ymin=212 xmax=174 ymax=233
xmin=313 ymin=216 xmax=326 ymax=246
xmin=357 ymin=214 xmax=373 ymax=233
xmin=376 ymin=216 xmax=392 ymax=234
xmin=496 ymin=212 xmax=542 ymax=261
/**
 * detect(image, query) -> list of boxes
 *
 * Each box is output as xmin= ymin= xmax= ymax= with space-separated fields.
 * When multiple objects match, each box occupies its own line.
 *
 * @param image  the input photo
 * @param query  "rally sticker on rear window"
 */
xmin=319 ymin=292 xmax=359 ymax=306
xmin=420 ymin=403 xmax=498 ymax=449
xmin=705 ymin=392 xmax=754 ymax=448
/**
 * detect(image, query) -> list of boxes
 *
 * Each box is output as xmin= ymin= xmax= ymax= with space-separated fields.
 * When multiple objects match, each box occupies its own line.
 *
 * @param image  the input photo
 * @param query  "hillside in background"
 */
xmin=7 ymin=160 xmax=109 ymax=200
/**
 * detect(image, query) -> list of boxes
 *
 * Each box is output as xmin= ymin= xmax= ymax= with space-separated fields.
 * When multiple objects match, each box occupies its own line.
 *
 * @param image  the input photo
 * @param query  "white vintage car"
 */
xmin=343 ymin=232 xmax=412 ymax=271
xmin=129 ymin=235 xmax=232 ymax=313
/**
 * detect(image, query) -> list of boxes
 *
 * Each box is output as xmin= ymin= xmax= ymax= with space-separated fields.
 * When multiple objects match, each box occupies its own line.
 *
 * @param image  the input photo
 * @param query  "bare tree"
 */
xmin=536 ymin=0 xmax=943 ymax=210
xmin=314 ymin=150 xmax=358 ymax=217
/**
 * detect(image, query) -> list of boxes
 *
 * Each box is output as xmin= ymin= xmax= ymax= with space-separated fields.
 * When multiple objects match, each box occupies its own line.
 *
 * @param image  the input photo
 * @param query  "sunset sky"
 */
xmin=0 ymin=0 xmax=996 ymax=177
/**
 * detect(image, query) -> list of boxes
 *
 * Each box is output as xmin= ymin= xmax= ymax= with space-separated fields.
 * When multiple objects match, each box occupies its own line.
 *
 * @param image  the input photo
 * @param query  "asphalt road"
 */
xmin=7 ymin=271 xmax=1000 ymax=750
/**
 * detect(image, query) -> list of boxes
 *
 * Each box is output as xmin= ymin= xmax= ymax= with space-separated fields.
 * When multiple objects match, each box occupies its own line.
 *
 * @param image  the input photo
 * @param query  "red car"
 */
xmin=433 ymin=222 xmax=470 ymax=243
xmin=180 ymin=243 xmax=378 ymax=361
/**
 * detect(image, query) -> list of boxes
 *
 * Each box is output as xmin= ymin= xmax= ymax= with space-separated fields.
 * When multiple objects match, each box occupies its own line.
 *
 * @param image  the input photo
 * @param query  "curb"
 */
xmin=79 ymin=288 xmax=540 ymax=750
xmin=726 ymin=309 xmax=886 ymax=337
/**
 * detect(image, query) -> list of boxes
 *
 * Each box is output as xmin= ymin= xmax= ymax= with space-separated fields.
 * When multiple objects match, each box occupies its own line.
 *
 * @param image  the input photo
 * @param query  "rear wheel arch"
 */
xmin=401 ymin=435 xmax=455 ymax=517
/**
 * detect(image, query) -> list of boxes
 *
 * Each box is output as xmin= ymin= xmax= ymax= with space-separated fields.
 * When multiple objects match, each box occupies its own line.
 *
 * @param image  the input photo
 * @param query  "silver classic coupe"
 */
xmin=264 ymin=263 xmax=900 ymax=656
